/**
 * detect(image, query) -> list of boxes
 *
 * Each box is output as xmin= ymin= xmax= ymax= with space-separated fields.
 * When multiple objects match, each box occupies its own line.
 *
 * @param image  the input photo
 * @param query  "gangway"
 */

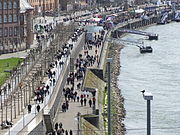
xmin=107 ymin=37 xmax=143 ymax=46
xmin=107 ymin=38 xmax=153 ymax=53
xmin=112 ymin=29 xmax=158 ymax=40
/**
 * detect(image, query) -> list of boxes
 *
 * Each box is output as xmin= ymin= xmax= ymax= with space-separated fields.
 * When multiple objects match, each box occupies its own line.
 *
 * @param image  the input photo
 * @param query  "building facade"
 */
xmin=27 ymin=0 xmax=59 ymax=15
xmin=0 ymin=0 xmax=20 ymax=53
xmin=0 ymin=0 xmax=33 ymax=54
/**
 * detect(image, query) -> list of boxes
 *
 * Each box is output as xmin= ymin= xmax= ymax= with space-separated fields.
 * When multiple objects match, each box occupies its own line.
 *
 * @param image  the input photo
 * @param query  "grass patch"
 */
xmin=83 ymin=70 xmax=100 ymax=89
xmin=0 ymin=58 xmax=23 ymax=86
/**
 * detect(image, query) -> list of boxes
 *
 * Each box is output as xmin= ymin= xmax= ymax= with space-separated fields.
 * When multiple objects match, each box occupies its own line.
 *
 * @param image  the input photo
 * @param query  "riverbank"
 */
xmin=105 ymin=42 xmax=125 ymax=135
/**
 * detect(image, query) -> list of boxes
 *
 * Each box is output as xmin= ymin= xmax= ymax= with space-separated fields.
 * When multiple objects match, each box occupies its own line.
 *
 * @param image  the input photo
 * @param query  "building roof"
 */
xmin=20 ymin=0 xmax=33 ymax=13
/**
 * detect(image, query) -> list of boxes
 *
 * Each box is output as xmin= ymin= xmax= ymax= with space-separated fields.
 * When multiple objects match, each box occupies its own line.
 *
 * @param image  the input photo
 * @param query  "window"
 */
xmin=4 ymin=2 xmax=7 ymax=9
xmin=8 ymin=1 xmax=12 ymax=9
xmin=0 ymin=15 xmax=2 ymax=23
xmin=20 ymin=27 xmax=24 ymax=36
xmin=13 ymin=14 xmax=17 ymax=22
xmin=20 ymin=15 xmax=24 ymax=22
xmin=13 ymin=1 xmax=17 ymax=8
xmin=0 ymin=2 xmax=2 ymax=9
xmin=9 ymin=27 xmax=13 ymax=36
xmin=4 ymin=28 xmax=8 ymax=37
xmin=14 ymin=27 xmax=18 ymax=36
xmin=0 ymin=28 xmax=2 ymax=37
xmin=4 ymin=15 xmax=7 ymax=23
xmin=9 ymin=14 xmax=12 ymax=22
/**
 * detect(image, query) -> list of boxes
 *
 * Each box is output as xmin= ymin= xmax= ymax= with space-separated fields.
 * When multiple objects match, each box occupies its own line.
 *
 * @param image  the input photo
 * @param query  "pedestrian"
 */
xmin=65 ymin=130 xmax=68 ymax=135
xmin=80 ymin=98 xmax=83 ymax=106
xmin=93 ymin=97 xmax=96 ymax=106
xmin=62 ymin=103 xmax=66 ymax=112
xmin=89 ymin=99 xmax=92 ymax=107
xmin=55 ymin=122 xmax=58 ymax=131
xmin=66 ymin=100 xmax=69 ymax=110
xmin=41 ymin=96 xmax=44 ymax=103
xmin=59 ymin=122 xmax=63 ymax=128
xmin=69 ymin=130 xmax=73 ymax=135
xmin=84 ymin=98 xmax=87 ymax=106
xmin=28 ymin=104 xmax=32 ymax=113
xmin=73 ymin=95 xmax=76 ymax=102
xmin=37 ymin=104 xmax=40 ymax=112
xmin=77 ymin=96 xmax=80 ymax=102
xmin=53 ymin=78 xmax=56 ymax=86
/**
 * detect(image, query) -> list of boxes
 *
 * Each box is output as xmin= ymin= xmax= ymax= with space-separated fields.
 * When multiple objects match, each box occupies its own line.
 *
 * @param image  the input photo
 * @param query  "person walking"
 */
xmin=66 ymin=100 xmax=69 ymax=110
xmin=55 ymin=122 xmax=58 ymax=131
xmin=37 ymin=104 xmax=40 ymax=112
xmin=28 ymin=104 xmax=32 ymax=113
xmin=59 ymin=122 xmax=63 ymax=128
xmin=84 ymin=98 xmax=87 ymax=106
xmin=93 ymin=97 xmax=96 ymax=106
xmin=69 ymin=130 xmax=73 ymax=135
xmin=80 ymin=98 xmax=83 ymax=106
xmin=65 ymin=130 xmax=68 ymax=135
xmin=88 ymin=99 xmax=92 ymax=107
xmin=77 ymin=96 xmax=80 ymax=102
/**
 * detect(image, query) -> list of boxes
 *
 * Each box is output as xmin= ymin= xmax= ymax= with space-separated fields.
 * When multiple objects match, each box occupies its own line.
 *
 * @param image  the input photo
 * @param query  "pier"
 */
xmin=112 ymin=28 xmax=158 ymax=40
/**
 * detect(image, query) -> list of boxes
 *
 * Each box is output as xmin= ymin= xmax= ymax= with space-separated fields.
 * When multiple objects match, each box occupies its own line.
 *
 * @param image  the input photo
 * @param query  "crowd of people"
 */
xmin=52 ymin=122 xmax=73 ymax=135
xmin=28 ymin=26 xmax=85 ymax=114
xmin=53 ymin=28 xmax=106 ymax=134
xmin=30 ymin=15 xmax=106 ymax=134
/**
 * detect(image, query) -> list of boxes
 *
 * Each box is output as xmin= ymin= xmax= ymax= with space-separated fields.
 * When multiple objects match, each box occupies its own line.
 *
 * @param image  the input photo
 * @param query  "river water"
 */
xmin=118 ymin=22 xmax=180 ymax=135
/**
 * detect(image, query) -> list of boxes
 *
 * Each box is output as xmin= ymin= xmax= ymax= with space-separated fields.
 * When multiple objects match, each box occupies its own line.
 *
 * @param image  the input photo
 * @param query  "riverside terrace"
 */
xmin=1 ymin=7 xmax=166 ymax=134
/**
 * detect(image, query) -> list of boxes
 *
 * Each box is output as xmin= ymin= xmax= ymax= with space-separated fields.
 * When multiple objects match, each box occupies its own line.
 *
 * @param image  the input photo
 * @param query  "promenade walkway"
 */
xmin=0 ymin=8 xmax=114 ymax=135
xmin=53 ymin=27 xmax=107 ymax=135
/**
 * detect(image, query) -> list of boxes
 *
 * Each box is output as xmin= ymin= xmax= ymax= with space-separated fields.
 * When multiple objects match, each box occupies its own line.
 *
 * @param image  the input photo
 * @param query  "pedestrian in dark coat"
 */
xmin=77 ymin=96 xmax=80 ymax=102
xmin=89 ymin=99 xmax=92 ymax=107
xmin=37 ymin=104 xmax=40 ymax=112
xmin=59 ymin=122 xmax=63 ymax=128
xmin=53 ymin=78 xmax=56 ymax=86
xmin=65 ymin=130 xmax=68 ymax=135
xmin=70 ymin=130 xmax=73 ymax=135
xmin=55 ymin=122 xmax=58 ymax=131
xmin=28 ymin=104 xmax=32 ymax=113
xmin=84 ymin=98 xmax=87 ymax=106
xmin=66 ymin=101 xmax=69 ymax=110
xmin=80 ymin=99 xmax=83 ymax=106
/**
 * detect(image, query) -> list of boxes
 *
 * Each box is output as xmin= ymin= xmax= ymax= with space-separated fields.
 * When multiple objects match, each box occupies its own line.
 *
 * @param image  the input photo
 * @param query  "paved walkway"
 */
xmin=54 ymin=27 xmax=107 ymax=135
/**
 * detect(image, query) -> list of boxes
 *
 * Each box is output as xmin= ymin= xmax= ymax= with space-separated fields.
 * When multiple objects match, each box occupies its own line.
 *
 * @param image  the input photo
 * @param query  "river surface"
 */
xmin=118 ymin=22 xmax=180 ymax=135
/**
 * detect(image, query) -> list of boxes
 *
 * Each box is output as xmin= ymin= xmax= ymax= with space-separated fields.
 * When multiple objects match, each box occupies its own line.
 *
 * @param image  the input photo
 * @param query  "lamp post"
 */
xmin=107 ymin=58 xmax=112 ymax=135
xmin=0 ymin=90 xmax=3 ymax=130
xmin=141 ymin=90 xmax=153 ymax=135
xmin=23 ymin=107 xmax=25 ymax=127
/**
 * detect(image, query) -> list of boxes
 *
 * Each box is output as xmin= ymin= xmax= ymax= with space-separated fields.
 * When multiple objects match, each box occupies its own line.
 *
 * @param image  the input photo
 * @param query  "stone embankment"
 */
xmin=107 ymin=43 xmax=125 ymax=135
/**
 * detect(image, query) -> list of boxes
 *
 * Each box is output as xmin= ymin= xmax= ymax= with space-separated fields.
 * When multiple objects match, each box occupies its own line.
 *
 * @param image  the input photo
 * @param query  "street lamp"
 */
xmin=23 ymin=107 xmax=25 ymax=127
xmin=141 ymin=90 xmax=153 ymax=135
xmin=107 ymin=58 xmax=112 ymax=135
